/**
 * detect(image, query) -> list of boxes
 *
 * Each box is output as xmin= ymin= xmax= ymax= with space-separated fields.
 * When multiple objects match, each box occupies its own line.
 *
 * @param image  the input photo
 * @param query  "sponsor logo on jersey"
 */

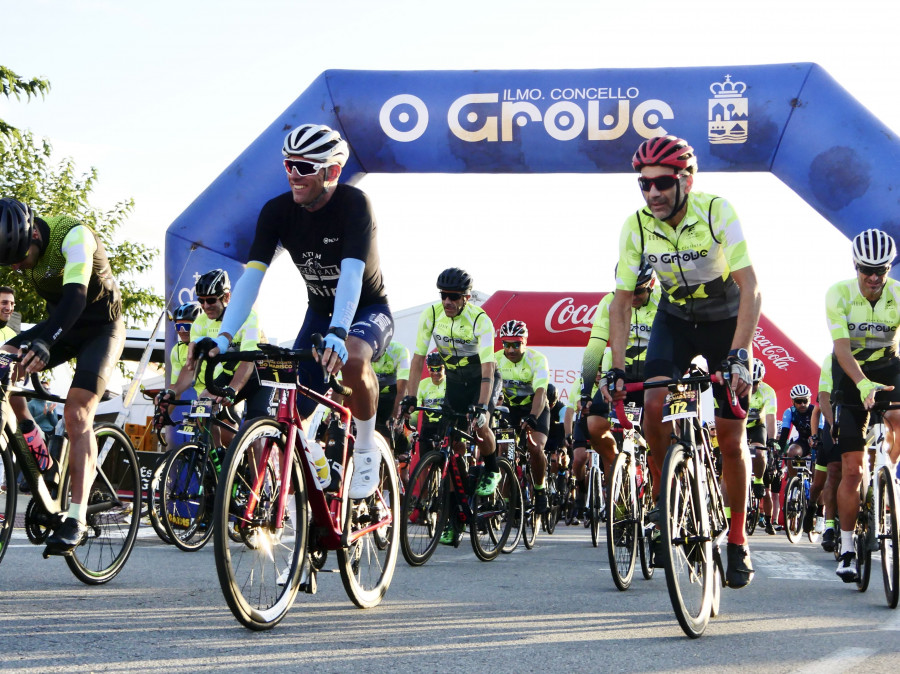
xmin=647 ymin=250 xmax=709 ymax=264
xmin=847 ymin=323 xmax=896 ymax=333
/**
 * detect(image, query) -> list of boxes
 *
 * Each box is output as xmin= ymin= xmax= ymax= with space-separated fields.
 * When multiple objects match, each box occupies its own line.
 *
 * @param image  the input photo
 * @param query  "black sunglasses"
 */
xmin=502 ymin=341 xmax=523 ymax=349
xmin=793 ymin=398 xmax=809 ymax=404
xmin=638 ymin=174 xmax=683 ymax=192
xmin=197 ymin=296 xmax=221 ymax=306
xmin=428 ymin=366 xmax=443 ymax=372
xmin=857 ymin=264 xmax=889 ymax=277
xmin=440 ymin=291 xmax=463 ymax=301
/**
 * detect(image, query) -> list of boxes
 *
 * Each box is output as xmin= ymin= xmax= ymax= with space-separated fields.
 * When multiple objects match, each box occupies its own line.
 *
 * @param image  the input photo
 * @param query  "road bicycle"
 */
xmin=400 ymin=405 xmax=520 ymax=564
xmin=583 ymin=447 xmax=605 ymax=547
xmin=0 ymin=353 xmax=141 ymax=584
xmin=619 ymin=370 xmax=745 ymax=638
xmin=783 ymin=456 xmax=813 ymax=544
xmin=833 ymin=399 xmax=900 ymax=607
xmin=204 ymin=340 xmax=400 ymax=630
xmin=745 ymin=482 xmax=760 ymax=536
xmin=607 ymin=401 xmax=654 ymax=589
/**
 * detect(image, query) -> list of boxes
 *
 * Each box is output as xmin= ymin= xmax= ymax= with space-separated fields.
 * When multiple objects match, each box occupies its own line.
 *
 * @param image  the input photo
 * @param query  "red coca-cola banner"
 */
xmin=480 ymin=290 xmax=822 ymax=410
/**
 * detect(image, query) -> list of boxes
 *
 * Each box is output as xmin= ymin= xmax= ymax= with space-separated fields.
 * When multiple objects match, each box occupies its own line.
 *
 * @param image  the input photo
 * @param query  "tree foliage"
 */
xmin=0 ymin=66 xmax=51 ymax=143
xmin=0 ymin=67 xmax=163 ymax=328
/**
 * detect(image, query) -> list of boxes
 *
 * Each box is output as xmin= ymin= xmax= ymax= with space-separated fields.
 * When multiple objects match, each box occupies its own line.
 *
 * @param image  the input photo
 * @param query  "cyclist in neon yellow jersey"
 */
xmin=584 ymin=260 xmax=659 ymax=479
xmin=826 ymin=229 xmax=900 ymax=581
xmin=494 ymin=320 xmax=551 ymax=513
xmin=402 ymin=268 xmax=499 ymax=497
xmin=412 ymin=352 xmax=447 ymax=456
xmin=809 ymin=354 xmax=840 ymax=551
xmin=0 ymin=198 xmax=125 ymax=555
xmin=169 ymin=302 xmax=201 ymax=386
xmin=605 ymin=136 xmax=761 ymax=589
xmin=372 ymin=340 xmax=410 ymax=455
xmin=747 ymin=359 xmax=778 ymax=535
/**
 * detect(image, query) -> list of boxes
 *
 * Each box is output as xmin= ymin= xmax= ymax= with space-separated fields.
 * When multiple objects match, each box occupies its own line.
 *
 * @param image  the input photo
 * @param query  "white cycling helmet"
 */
xmin=752 ymin=358 xmax=765 ymax=383
xmin=790 ymin=384 xmax=811 ymax=400
xmin=852 ymin=229 xmax=896 ymax=266
xmin=282 ymin=124 xmax=349 ymax=167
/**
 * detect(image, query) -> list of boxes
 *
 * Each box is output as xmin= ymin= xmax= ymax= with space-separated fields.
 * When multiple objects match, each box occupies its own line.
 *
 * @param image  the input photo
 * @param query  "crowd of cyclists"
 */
xmin=1 ymin=122 xmax=898 ymax=622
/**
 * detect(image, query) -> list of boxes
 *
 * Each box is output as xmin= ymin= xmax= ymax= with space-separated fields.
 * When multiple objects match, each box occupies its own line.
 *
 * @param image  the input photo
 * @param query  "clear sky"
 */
xmin=3 ymin=0 xmax=899 ymax=366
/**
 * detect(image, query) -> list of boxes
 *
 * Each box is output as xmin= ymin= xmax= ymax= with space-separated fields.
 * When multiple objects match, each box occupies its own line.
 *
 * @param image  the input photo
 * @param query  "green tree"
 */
xmin=0 ymin=68 xmax=163 ymax=329
xmin=1 ymin=66 xmax=51 ymax=143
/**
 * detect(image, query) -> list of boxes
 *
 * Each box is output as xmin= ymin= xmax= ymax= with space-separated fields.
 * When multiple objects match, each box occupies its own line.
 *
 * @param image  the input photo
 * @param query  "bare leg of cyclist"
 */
xmin=718 ymin=416 xmax=754 ymax=588
xmin=821 ymin=461 xmax=841 ymax=550
xmin=342 ymin=338 xmax=381 ymax=499
xmin=586 ymin=415 xmax=617 ymax=485
xmin=837 ymin=450 xmax=864 ymax=579
xmin=642 ymin=387 xmax=671 ymax=503
xmin=528 ymin=430 xmax=548 ymax=512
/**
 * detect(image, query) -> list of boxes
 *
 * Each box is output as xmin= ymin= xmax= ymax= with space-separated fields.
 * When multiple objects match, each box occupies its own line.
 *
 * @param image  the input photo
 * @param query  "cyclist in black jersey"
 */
xmin=778 ymin=384 xmax=816 ymax=481
xmin=203 ymin=124 xmax=393 ymax=500
xmin=0 ymin=198 xmax=125 ymax=554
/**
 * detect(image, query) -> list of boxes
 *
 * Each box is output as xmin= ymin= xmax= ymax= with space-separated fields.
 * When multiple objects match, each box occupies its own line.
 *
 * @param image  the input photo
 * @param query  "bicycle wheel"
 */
xmin=501 ymin=468 xmax=523 ymax=554
xmin=400 ymin=451 xmax=448 ymax=566
xmin=639 ymin=465 xmax=655 ymax=580
xmin=784 ymin=477 xmax=803 ymax=544
xmin=607 ymin=452 xmax=638 ymax=591
xmin=745 ymin=486 xmax=759 ymax=537
xmin=338 ymin=438 xmax=401 ymax=608
xmin=470 ymin=460 xmax=517 ymax=561
xmin=160 ymin=442 xmax=216 ymax=552
xmin=589 ymin=467 xmax=602 ymax=547
xmin=856 ymin=488 xmax=873 ymax=592
xmin=878 ymin=467 xmax=900 ymax=608
xmin=660 ymin=443 xmax=713 ymax=639
xmin=65 ymin=423 xmax=142 ymax=585
xmin=147 ymin=450 xmax=173 ymax=544
xmin=522 ymin=470 xmax=537 ymax=550
xmin=213 ymin=418 xmax=308 ymax=631
xmin=0 ymin=443 xmax=16 ymax=567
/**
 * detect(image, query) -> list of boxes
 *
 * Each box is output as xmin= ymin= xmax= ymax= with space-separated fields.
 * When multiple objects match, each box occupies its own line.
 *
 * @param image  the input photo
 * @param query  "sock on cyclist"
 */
xmin=354 ymin=415 xmax=376 ymax=450
xmin=348 ymin=415 xmax=378 ymax=499
xmin=68 ymin=502 xmax=87 ymax=525
xmin=483 ymin=451 xmax=498 ymax=473
xmin=825 ymin=519 xmax=835 ymax=530
xmin=728 ymin=511 xmax=747 ymax=545
xmin=840 ymin=529 xmax=855 ymax=553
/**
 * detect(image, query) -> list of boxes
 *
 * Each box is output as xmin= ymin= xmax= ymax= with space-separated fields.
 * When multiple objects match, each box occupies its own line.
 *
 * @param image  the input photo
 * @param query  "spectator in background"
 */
xmin=0 ymin=286 xmax=17 ymax=343
xmin=28 ymin=375 xmax=59 ymax=440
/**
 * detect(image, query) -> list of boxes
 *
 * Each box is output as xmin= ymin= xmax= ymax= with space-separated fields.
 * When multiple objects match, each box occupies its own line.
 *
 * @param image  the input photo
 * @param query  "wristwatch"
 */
xmin=327 ymin=326 xmax=348 ymax=341
xmin=728 ymin=348 xmax=749 ymax=363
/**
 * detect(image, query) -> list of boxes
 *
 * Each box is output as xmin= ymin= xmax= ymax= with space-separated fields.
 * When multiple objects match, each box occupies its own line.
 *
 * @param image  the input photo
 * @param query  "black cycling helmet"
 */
xmin=636 ymin=257 xmax=656 ymax=287
xmin=436 ymin=267 xmax=473 ymax=293
xmin=173 ymin=302 xmax=201 ymax=322
xmin=426 ymin=352 xmax=444 ymax=368
xmin=547 ymin=383 xmax=558 ymax=405
xmin=195 ymin=269 xmax=231 ymax=297
xmin=0 ymin=198 xmax=35 ymax=266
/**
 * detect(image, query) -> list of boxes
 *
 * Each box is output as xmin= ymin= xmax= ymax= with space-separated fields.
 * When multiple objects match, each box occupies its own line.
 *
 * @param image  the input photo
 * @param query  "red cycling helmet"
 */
xmin=632 ymin=135 xmax=698 ymax=174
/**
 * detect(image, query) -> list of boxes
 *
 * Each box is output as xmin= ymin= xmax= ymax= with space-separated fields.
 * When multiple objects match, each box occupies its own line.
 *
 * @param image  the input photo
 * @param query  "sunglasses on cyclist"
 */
xmin=174 ymin=322 xmax=192 ymax=333
xmin=857 ymin=264 xmax=890 ymax=277
xmin=793 ymin=398 xmax=809 ymax=405
xmin=637 ymin=174 xmax=683 ymax=192
xmin=502 ymin=341 xmax=523 ymax=349
xmin=428 ymin=366 xmax=444 ymax=372
xmin=197 ymin=296 xmax=222 ymax=306
xmin=440 ymin=291 xmax=464 ymax=301
xmin=283 ymin=158 xmax=329 ymax=176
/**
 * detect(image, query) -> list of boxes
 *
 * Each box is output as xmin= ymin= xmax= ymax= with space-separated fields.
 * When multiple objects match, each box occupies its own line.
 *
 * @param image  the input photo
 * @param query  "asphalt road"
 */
xmin=1 ymin=512 xmax=899 ymax=673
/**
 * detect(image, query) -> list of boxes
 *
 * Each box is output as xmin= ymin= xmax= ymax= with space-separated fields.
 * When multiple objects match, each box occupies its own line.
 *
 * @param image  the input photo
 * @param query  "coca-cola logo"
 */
xmin=752 ymin=327 xmax=797 ymax=371
xmin=545 ymin=298 xmax=597 ymax=334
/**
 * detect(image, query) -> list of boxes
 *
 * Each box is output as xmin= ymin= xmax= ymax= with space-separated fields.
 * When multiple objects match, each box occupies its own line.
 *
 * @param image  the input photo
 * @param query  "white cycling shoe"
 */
xmin=814 ymin=517 xmax=826 ymax=535
xmin=348 ymin=447 xmax=379 ymax=499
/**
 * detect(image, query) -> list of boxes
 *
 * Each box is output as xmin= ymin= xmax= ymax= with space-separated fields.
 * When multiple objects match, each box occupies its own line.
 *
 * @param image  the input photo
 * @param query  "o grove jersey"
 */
xmin=615 ymin=191 xmax=752 ymax=322
xmin=413 ymin=302 xmax=494 ymax=381
xmin=825 ymin=277 xmax=900 ymax=368
xmin=372 ymin=341 xmax=410 ymax=392
xmin=190 ymin=309 xmax=261 ymax=394
xmin=494 ymin=347 xmax=550 ymax=408
xmin=414 ymin=376 xmax=447 ymax=425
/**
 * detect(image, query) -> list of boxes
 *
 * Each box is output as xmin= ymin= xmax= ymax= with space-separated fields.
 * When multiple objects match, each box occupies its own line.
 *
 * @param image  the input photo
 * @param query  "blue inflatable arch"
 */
xmin=165 ymin=63 xmax=900 ymax=352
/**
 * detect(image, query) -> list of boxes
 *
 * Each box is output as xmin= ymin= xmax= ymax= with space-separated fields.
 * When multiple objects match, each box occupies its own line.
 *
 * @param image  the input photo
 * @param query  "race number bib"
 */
xmin=257 ymin=359 xmax=298 ymax=390
xmin=610 ymin=402 xmax=643 ymax=426
xmin=662 ymin=389 xmax=698 ymax=422
xmin=189 ymin=399 xmax=212 ymax=418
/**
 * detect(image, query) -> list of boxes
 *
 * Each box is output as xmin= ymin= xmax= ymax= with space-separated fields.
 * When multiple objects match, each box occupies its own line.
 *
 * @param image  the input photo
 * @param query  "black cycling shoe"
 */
xmin=802 ymin=508 xmax=815 ymax=534
xmin=43 ymin=517 xmax=87 ymax=556
xmin=836 ymin=551 xmax=858 ymax=582
xmin=535 ymin=490 xmax=549 ymax=515
xmin=725 ymin=543 xmax=754 ymax=589
xmin=821 ymin=528 xmax=836 ymax=552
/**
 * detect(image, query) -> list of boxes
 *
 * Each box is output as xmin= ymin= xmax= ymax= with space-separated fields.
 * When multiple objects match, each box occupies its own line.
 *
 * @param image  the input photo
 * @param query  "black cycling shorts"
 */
xmin=643 ymin=310 xmax=749 ymax=420
xmin=8 ymin=320 xmax=125 ymax=396
xmin=746 ymin=424 xmax=766 ymax=447
xmin=213 ymin=371 xmax=273 ymax=421
xmin=832 ymin=356 xmax=900 ymax=455
xmin=445 ymin=373 xmax=500 ymax=417
xmin=815 ymin=422 xmax=838 ymax=467
xmin=504 ymin=404 xmax=551 ymax=436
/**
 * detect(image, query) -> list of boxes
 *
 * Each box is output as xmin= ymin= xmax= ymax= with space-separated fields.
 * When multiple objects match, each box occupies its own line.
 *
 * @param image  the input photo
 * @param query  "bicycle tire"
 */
xmin=660 ymin=442 xmax=713 ymax=639
xmin=589 ymin=467 xmax=602 ymax=547
xmin=639 ymin=466 xmax=654 ymax=580
xmin=213 ymin=418 xmax=308 ymax=631
xmin=784 ymin=477 xmax=803 ymax=544
xmin=745 ymin=487 xmax=759 ymax=537
xmin=160 ymin=442 xmax=216 ymax=552
xmin=607 ymin=451 xmax=637 ymax=591
xmin=878 ymin=467 xmax=900 ymax=608
xmin=0 ymin=442 xmax=16 ymax=567
xmin=543 ymin=475 xmax=559 ymax=535
xmin=522 ymin=470 xmax=537 ymax=550
xmin=470 ymin=460 xmax=517 ymax=561
xmin=147 ymin=450 xmax=173 ymax=544
xmin=856 ymin=485 xmax=873 ymax=592
xmin=65 ymin=423 xmax=142 ymax=585
xmin=399 ymin=451 xmax=448 ymax=566
xmin=338 ymin=436 xmax=401 ymax=608
xmin=501 ymin=467 xmax=523 ymax=554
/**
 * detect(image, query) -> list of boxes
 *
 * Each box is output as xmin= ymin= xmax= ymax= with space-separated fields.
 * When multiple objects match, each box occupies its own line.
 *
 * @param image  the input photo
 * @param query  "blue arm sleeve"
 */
xmin=331 ymin=258 xmax=364 ymax=331
xmin=214 ymin=262 xmax=267 ymax=352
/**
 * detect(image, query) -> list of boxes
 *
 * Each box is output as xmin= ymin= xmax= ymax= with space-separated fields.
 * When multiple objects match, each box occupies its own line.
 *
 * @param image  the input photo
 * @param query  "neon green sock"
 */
xmin=752 ymin=477 xmax=763 ymax=484
xmin=724 ymin=506 xmax=731 ymax=519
